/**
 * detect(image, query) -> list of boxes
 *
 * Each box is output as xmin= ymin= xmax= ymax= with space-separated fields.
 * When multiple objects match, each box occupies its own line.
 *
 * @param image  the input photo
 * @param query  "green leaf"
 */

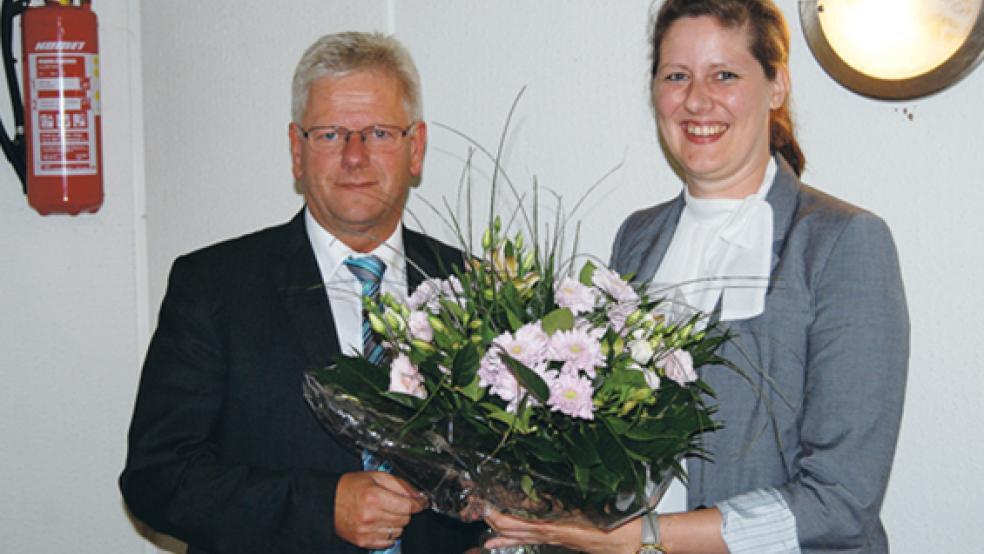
xmin=482 ymin=403 xmax=516 ymax=427
xmin=458 ymin=375 xmax=485 ymax=402
xmin=452 ymin=343 xmax=480 ymax=387
xmin=505 ymin=307 xmax=524 ymax=332
xmin=541 ymin=308 xmax=574 ymax=335
xmin=501 ymin=282 xmax=521 ymax=308
xmin=574 ymin=464 xmax=591 ymax=494
xmin=578 ymin=261 xmax=597 ymax=287
xmin=521 ymin=474 xmax=540 ymax=502
xmin=518 ymin=435 xmax=565 ymax=463
xmin=502 ymin=356 xmax=550 ymax=403
xmin=597 ymin=417 xmax=634 ymax=478
xmin=591 ymin=464 xmax=621 ymax=492
xmin=625 ymin=419 xmax=676 ymax=441
xmin=567 ymin=425 xmax=601 ymax=466
xmin=433 ymin=332 xmax=454 ymax=350
xmin=512 ymin=401 xmax=535 ymax=434
xmin=379 ymin=391 xmax=421 ymax=409
xmin=400 ymin=412 xmax=440 ymax=436
xmin=312 ymin=356 xmax=386 ymax=396
xmin=604 ymin=416 xmax=632 ymax=435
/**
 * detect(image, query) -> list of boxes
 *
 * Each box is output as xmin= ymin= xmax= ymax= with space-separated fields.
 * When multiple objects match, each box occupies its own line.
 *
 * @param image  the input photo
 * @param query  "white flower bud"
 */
xmin=628 ymin=339 xmax=654 ymax=365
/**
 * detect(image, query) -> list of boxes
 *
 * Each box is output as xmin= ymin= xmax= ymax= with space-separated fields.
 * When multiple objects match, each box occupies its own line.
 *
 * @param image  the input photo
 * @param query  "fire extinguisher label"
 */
xmin=27 ymin=52 xmax=100 ymax=176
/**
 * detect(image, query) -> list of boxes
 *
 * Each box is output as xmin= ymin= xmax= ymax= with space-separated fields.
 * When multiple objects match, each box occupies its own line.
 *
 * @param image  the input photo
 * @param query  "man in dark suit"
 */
xmin=120 ymin=32 xmax=478 ymax=553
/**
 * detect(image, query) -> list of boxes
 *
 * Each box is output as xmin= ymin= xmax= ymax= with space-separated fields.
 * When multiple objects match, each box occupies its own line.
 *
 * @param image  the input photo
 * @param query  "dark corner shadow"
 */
xmin=121 ymin=500 xmax=187 ymax=554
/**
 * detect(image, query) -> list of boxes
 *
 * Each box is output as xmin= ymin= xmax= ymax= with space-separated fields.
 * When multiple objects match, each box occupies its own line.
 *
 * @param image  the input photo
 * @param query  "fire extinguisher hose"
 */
xmin=0 ymin=0 xmax=29 ymax=192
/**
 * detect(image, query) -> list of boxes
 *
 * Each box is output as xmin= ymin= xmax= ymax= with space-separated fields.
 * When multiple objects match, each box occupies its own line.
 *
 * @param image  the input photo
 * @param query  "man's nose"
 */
xmin=341 ymin=131 xmax=370 ymax=167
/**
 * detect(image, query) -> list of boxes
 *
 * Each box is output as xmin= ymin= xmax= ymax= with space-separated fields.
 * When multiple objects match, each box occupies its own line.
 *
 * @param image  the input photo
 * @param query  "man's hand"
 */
xmin=335 ymin=471 xmax=428 ymax=549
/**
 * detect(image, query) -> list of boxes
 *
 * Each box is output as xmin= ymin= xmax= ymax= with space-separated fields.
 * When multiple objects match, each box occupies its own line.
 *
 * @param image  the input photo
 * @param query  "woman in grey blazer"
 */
xmin=485 ymin=1 xmax=908 ymax=553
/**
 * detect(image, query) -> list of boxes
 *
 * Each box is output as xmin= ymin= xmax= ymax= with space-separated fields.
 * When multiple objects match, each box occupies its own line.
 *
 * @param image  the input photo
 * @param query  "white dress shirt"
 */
xmin=304 ymin=209 xmax=408 ymax=356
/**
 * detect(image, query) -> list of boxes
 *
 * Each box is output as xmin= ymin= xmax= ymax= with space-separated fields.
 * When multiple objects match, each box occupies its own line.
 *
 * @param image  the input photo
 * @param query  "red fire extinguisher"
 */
xmin=1 ymin=0 xmax=102 ymax=215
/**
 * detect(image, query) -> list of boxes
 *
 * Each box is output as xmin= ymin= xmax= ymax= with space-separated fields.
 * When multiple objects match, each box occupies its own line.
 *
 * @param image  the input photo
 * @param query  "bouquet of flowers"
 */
xmin=304 ymin=211 xmax=730 ymax=529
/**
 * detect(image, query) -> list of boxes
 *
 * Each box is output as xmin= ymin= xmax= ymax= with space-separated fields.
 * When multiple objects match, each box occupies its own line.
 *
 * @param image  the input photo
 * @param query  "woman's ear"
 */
xmin=770 ymin=66 xmax=790 ymax=109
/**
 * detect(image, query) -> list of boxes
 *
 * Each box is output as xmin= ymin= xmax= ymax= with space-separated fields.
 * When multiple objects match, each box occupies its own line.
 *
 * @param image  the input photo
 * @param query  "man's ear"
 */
xmin=409 ymin=121 xmax=427 ymax=177
xmin=289 ymin=122 xmax=304 ymax=181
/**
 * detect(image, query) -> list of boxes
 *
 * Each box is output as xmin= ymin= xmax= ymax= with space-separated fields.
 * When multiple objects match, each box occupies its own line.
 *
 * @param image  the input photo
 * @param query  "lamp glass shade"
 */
xmin=801 ymin=0 xmax=984 ymax=99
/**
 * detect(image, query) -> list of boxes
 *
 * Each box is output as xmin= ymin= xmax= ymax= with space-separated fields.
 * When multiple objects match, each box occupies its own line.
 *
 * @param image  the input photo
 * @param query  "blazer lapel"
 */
xmin=634 ymin=194 xmax=685 ymax=286
xmin=402 ymin=227 xmax=455 ymax=291
xmin=765 ymin=155 xmax=801 ymax=275
xmin=274 ymin=211 xmax=342 ymax=368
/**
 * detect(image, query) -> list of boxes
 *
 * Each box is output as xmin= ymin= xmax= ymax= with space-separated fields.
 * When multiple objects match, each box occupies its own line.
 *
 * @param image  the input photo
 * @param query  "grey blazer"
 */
xmin=611 ymin=157 xmax=909 ymax=553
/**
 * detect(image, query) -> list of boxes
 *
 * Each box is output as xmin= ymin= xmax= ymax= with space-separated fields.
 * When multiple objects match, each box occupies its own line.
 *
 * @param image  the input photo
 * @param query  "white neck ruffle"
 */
xmin=653 ymin=158 xmax=775 ymax=322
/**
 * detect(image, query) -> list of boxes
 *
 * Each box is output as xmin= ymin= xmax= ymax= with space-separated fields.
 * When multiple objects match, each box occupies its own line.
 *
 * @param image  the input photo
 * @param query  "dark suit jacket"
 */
xmin=611 ymin=157 xmax=909 ymax=553
xmin=120 ymin=210 xmax=480 ymax=553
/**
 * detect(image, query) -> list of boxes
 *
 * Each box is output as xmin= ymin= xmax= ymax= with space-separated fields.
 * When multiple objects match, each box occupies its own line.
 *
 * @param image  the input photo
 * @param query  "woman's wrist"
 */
xmin=638 ymin=511 xmax=667 ymax=553
xmin=604 ymin=517 xmax=644 ymax=554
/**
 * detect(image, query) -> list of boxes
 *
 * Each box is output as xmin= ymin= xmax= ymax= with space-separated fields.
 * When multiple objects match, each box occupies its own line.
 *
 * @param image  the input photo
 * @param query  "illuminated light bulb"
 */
xmin=818 ymin=0 xmax=981 ymax=80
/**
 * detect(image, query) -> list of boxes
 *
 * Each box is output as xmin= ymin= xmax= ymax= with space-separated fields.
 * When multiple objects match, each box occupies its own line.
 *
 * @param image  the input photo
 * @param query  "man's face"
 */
xmin=290 ymin=70 xmax=426 ymax=251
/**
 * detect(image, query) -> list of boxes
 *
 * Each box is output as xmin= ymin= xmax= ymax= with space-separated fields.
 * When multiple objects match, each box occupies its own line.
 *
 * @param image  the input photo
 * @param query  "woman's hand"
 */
xmin=485 ymin=507 xmax=730 ymax=554
xmin=483 ymin=510 xmax=642 ymax=554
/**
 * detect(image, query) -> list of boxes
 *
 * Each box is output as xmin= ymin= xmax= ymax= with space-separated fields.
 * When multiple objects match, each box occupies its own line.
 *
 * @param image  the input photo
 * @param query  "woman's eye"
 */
xmin=663 ymin=72 xmax=688 ymax=82
xmin=716 ymin=71 xmax=740 ymax=81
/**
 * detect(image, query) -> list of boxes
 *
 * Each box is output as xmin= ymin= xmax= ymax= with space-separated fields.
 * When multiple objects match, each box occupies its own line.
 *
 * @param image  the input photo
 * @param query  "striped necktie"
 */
xmin=344 ymin=255 xmax=388 ymax=366
xmin=345 ymin=255 xmax=401 ymax=554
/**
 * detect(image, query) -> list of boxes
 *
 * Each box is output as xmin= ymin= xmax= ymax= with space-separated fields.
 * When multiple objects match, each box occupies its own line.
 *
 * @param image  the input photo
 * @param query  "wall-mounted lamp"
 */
xmin=800 ymin=0 xmax=984 ymax=99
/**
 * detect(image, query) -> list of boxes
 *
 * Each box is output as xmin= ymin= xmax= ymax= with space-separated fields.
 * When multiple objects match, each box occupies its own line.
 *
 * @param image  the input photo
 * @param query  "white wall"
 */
xmin=0 ymin=0 xmax=978 ymax=552
xmin=0 ymin=1 xmax=148 ymax=552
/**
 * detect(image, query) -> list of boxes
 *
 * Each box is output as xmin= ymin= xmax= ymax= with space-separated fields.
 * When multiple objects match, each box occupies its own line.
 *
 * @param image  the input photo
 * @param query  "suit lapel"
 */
xmin=634 ymin=194 xmax=685 ymax=286
xmin=765 ymin=156 xmax=801 ymax=275
xmin=403 ymin=227 xmax=453 ymax=291
xmin=274 ymin=211 xmax=343 ymax=369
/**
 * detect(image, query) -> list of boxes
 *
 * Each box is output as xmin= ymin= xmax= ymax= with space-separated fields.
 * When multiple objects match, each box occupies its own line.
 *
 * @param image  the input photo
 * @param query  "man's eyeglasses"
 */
xmin=296 ymin=123 xmax=416 ymax=154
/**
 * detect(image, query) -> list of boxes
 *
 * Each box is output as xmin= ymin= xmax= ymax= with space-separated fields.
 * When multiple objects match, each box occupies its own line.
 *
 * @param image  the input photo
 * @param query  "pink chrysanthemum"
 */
xmin=495 ymin=323 xmax=548 ymax=367
xmin=574 ymin=317 xmax=606 ymax=340
xmin=548 ymin=328 xmax=604 ymax=377
xmin=547 ymin=371 xmax=595 ymax=420
xmin=591 ymin=267 xmax=639 ymax=304
xmin=478 ymin=347 xmax=522 ymax=407
xmin=554 ymin=277 xmax=597 ymax=315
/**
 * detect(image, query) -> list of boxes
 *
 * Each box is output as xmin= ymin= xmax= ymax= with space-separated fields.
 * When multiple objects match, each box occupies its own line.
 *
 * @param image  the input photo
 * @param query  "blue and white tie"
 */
xmin=345 ymin=255 xmax=400 ymax=554
xmin=345 ymin=255 xmax=388 ymax=366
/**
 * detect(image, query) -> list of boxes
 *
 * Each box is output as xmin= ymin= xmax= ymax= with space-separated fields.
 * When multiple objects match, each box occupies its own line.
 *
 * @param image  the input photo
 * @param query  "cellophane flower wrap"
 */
xmin=304 ymin=211 xmax=730 ymax=528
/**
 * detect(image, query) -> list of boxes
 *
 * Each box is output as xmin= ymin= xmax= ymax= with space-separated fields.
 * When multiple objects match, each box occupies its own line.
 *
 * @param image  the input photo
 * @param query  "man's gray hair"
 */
xmin=291 ymin=31 xmax=422 ymax=124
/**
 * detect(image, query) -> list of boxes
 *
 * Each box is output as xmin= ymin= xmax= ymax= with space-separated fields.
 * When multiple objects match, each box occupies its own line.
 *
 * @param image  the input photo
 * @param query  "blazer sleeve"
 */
xmin=778 ymin=212 xmax=909 ymax=548
xmin=119 ymin=255 xmax=348 ymax=553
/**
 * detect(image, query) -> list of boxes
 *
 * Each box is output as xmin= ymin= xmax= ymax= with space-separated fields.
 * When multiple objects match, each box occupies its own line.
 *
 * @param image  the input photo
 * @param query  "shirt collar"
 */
xmin=304 ymin=208 xmax=406 ymax=283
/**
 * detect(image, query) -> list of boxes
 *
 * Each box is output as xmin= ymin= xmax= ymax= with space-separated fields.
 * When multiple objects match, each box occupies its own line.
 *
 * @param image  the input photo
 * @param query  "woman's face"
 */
xmin=652 ymin=15 xmax=788 ymax=199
